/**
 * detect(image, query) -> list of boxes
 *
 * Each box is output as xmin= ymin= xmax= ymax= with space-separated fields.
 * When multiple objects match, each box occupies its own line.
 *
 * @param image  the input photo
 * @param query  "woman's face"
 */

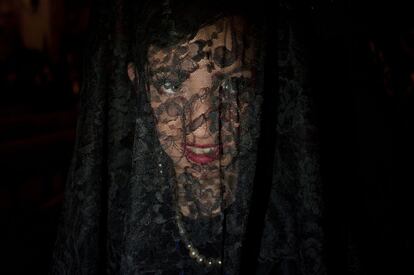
xmin=134 ymin=17 xmax=254 ymax=181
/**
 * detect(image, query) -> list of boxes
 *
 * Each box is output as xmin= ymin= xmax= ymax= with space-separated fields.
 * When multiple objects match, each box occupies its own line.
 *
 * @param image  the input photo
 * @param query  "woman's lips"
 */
xmin=184 ymin=143 xmax=220 ymax=164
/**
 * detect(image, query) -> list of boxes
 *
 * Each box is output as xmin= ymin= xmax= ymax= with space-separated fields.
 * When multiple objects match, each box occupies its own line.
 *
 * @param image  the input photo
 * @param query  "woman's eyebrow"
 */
xmin=150 ymin=66 xmax=173 ymax=76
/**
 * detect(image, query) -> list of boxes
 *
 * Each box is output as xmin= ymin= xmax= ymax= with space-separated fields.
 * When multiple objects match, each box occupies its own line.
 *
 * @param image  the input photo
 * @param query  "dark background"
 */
xmin=310 ymin=1 xmax=414 ymax=274
xmin=0 ymin=0 xmax=91 ymax=274
xmin=1 ymin=0 xmax=413 ymax=274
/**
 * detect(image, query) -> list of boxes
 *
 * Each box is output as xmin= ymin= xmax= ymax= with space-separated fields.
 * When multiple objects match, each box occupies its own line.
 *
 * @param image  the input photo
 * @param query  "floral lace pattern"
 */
xmin=49 ymin=1 xmax=325 ymax=274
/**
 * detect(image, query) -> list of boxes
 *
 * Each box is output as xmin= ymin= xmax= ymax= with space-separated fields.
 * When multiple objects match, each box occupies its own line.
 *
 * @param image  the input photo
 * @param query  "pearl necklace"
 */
xmin=174 ymin=207 xmax=223 ymax=267
xmin=162 ymin=161 xmax=223 ymax=267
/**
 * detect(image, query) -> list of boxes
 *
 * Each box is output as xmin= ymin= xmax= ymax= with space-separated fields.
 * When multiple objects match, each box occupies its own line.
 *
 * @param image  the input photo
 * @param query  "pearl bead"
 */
xmin=175 ymin=205 xmax=222 ymax=266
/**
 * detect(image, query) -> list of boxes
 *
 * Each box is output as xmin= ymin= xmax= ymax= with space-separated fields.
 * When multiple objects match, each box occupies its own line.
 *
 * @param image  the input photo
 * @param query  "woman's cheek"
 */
xmin=165 ymin=119 xmax=183 ymax=140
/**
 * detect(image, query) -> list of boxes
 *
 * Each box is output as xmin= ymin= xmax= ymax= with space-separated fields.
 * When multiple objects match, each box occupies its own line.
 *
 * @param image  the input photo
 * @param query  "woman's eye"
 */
xmin=161 ymin=81 xmax=177 ymax=94
xmin=152 ymin=72 xmax=181 ymax=95
xmin=221 ymin=79 xmax=236 ymax=93
xmin=222 ymin=81 xmax=231 ymax=90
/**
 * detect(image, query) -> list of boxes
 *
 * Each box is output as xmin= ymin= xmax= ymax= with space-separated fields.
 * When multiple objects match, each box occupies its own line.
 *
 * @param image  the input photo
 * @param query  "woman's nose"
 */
xmin=185 ymin=93 xmax=219 ymax=139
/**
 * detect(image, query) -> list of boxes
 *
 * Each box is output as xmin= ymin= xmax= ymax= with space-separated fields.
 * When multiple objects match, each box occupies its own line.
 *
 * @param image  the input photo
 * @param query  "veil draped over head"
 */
xmin=50 ymin=0 xmax=325 ymax=274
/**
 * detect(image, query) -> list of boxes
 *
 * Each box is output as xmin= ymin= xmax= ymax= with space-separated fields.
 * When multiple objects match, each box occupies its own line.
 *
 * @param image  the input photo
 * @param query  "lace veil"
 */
xmin=50 ymin=1 xmax=325 ymax=274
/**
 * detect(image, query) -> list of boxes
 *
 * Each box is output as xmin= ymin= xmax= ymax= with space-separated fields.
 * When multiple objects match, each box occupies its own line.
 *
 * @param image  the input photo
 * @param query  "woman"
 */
xmin=50 ymin=1 xmax=324 ymax=274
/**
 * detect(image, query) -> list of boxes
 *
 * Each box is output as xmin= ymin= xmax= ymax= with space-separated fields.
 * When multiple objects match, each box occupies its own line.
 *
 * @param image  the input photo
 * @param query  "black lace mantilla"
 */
xmin=49 ymin=1 xmax=325 ymax=274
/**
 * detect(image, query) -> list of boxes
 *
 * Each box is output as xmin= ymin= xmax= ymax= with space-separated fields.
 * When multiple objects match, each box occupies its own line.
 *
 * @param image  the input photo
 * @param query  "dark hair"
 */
xmin=127 ymin=0 xmax=259 ymax=68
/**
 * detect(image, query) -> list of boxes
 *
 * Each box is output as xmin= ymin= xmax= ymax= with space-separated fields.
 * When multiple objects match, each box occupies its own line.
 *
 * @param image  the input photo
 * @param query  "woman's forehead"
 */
xmin=188 ymin=18 xmax=228 ymax=48
xmin=148 ymin=17 xmax=243 ymax=66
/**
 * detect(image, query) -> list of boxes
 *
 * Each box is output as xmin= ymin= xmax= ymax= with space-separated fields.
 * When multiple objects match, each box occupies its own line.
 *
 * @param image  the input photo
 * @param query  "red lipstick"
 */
xmin=184 ymin=143 xmax=219 ymax=164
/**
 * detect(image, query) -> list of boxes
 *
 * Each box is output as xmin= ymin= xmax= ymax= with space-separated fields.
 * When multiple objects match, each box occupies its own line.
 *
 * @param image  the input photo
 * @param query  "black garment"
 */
xmin=49 ymin=1 xmax=325 ymax=274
